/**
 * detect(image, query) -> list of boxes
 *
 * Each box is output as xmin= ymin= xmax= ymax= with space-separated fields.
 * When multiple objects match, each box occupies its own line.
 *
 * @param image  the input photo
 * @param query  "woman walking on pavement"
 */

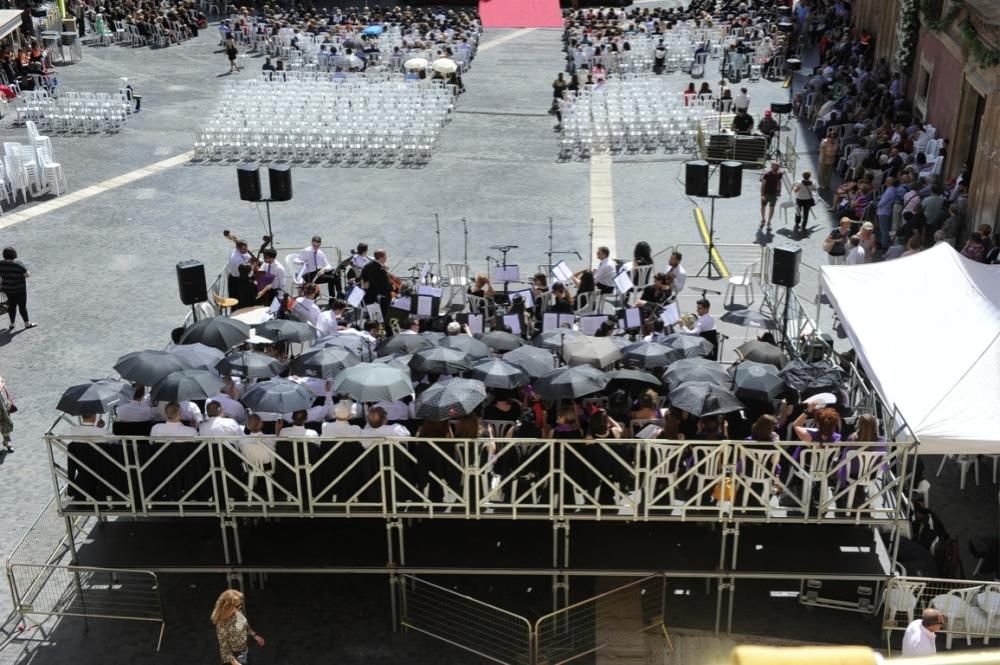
xmin=224 ymin=35 xmax=240 ymax=73
xmin=212 ymin=589 xmax=264 ymax=665
xmin=0 ymin=247 xmax=35 ymax=332
xmin=0 ymin=375 xmax=17 ymax=452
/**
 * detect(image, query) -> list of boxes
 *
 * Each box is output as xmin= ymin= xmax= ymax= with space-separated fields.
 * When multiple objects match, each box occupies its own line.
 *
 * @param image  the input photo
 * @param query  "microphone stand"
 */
xmin=545 ymin=217 xmax=582 ymax=277
xmin=434 ymin=213 xmax=442 ymax=286
xmin=462 ymin=217 xmax=468 ymax=266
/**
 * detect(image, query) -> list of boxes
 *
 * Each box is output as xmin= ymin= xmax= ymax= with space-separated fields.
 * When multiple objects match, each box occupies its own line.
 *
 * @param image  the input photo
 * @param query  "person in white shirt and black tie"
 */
xmin=681 ymin=298 xmax=716 ymax=334
xmin=592 ymin=246 xmax=616 ymax=294
xmin=257 ymin=248 xmax=286 ymax=297
xmin=294 ymin=235 xmax=335 ymax=296
xmin=223 ymin=231 xmax=252 ymax=299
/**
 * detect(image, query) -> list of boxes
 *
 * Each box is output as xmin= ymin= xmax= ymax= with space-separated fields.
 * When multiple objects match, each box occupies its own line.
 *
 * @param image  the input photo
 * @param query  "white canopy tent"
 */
xmin=820 ymin=243 xmax=1000 ymax=454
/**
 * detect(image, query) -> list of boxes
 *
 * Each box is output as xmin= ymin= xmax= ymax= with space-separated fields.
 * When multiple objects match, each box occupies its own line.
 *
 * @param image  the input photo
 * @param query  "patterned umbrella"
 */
xmin=669 ymin=381 xmax=743 ymax=417
xmin=216 ymin=350 xmax=287 ymax=379
xmin=414 ymin=378 xmax=487 ymax=421
xmin=290 ymin=346 xmax=360 ymax=379
xmin=114 ymin=350 xmax=194 ymax=385
xmin=178 ymin=316 xmax=251 ymax=351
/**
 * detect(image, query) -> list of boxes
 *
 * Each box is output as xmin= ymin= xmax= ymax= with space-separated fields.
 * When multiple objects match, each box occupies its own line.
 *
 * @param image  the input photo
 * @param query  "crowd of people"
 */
xmin=71 ymin=0 xmax=208 ymax=46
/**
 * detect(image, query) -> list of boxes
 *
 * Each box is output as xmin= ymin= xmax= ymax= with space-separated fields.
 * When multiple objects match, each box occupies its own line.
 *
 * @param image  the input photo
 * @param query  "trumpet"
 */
xmin=679 ymin=313 xmax=697 ymax=330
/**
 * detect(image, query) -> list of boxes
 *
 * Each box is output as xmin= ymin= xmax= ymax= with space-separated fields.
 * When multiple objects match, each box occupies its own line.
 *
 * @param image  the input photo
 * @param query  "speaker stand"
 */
xmin=263 ymin=199 xmax=275 ymax=247
xmin=191 ymin=304 xmax=198 ymax=322
xmin=781 ymin=285 xmax=792 ymax=351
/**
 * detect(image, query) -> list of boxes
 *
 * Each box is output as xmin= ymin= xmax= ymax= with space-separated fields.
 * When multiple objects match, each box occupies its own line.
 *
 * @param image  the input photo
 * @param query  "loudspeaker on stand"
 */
xmin=771 ymin=245 xmax=801 ymax=288
xmin=237 ymin=164 xmax=261 ymax=202
xmin=685 ymin=160 xmax=710 ymax=197
xmin=176 ymin=260 xmax=208 ymax=305
xmin=269 ymin=164 xmax=293 ymax=202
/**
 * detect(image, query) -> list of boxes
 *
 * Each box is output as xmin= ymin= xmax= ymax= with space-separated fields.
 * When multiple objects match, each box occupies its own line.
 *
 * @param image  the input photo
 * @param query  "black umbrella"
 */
xmin=410 ymin=347 xmax=473 ymax=375
xmin=374 ymin=353 xmax=414 ymax=377
xmin=151 ymin=370 xmax=225 ymax=402
xmin=504 ymin=345 xmax=558 ymax=379
xmin=736 ymin=340 xmax=787 ymax=369
xmin=115 ymin=350 xmax=194 ymax=385
xmin=779 ymin=360 xmax=843 ymax=394
xmin=669 ymin=381 xmax=743 ymax=417
xmin=378 ymin=333 xmax=434 ymax=356
xmin=290 ymin=346 xmax=361 ymax=379
xmin=179 ymin=316 xmax=251 ymax=351
xmin=332 ymin=363 xmax=413 ymax=402
xmin=730 ymin=361 xmax=786 ymax=402
xmin=439 ymin=335 xmax=492 ymax=360
xmin=622 ymin=341 xmax=684 ymax=369
xmin=169 ymin=343 xmax=226 ymax=372
xmin=534 ymin=365 xmax=609 ymax=400
xmin=661 ymin=333 xmax=713 ymax=358
xmin=479 ymin=330 xmax=525 ymax=352
xmin=561 ymin=336 xmax=623 ymax=368
xmin=607 ymin=369 xmax=662 ymax=394
xmin=721 ymin=308 xmax=777 ymax=329
xmin=241 ymin=378 xmax=315 ymax=413
xmin=420 ymin=331 xmax=446 ymax=342
xmin=256 ymin=319 xmax=318 ymax=343
xmin=470 ymin=358 xmax=531 ymax=390
xmin=533 ymin=329 xmax=583 ymax=351
xmin=217 ymin=350 xmax=288 ymax=379
xmin=316 ymin=334 xmax=376 ymax=361
xmin=665 ymin=358 xmax=729 ymax=389
xmin=414 ymin=378 xmax=488 ymax=421
xmin=57 ymin=379 xmax=128 ymax=415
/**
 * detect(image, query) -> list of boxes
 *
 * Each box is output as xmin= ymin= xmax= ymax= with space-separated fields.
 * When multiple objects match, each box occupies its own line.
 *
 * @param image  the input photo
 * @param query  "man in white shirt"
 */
xmin=115 ymin=385 xmax=158 ymax=422
xmin=316 ymin=300 xmax=346 ymax=337
xmin=733 ymin=87 xmax=749 ymax=112
xmin=258 ymin=248 xmax=286 ymax=295
xmin=360 ymin=407 xmax=410 ymax=448
xmin=322 ymin=401 xmax=364 ymax=440
xmin=374 ymin=399 xmax=411 ymax=422
xmin=293 ymin=235 xmax=335 ymax=296
xmin=278 ymin=410 xmax=319 ymax=441
xmin=150 ymin=403 xmax=198 ymax=438
xmin=592 ymin=246 xmax=616 ymax=294
xmin=681 ymin=298 xmax=716 ymax=335
xmin=208 ymin=390 xmax=247 ymax=425
xmin=154 ymin=399 xmax=203 ymax=427
xmin=292 ymin=284 xmax=322 ymax=327
xmin=845 ymin=236 xmax=866 ymax=265
xmin=351 ymin=242 xmax=371 ymax=270
xmin=666 ymin=251 xmax=687 ymax=295
xmin=237 ymin=414 xmax=277 ymax=460
xmin=198 ymin=402 xmax=243 ymax=440
xmin=69 ymin=413 xmax=108 ymax=438
xmin=902 ymin=608 xmax=943 ymax=657
xmin=224 ymin=231 xmax=252 ymax=298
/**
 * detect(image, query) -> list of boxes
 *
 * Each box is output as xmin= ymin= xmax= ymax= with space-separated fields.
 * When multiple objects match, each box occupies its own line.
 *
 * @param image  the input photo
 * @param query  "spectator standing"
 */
xmin=0 ymin=247 xmax=35 ymax=332
xmin=759 ymin=161 xmax=784 ymax=232
xmin=791 ymin=171 xmax=817 ymax=232
xmin=818 ymin=129 xmax=838 ymax=192
xmin=0 ymin=375 xmax=15 ymax=452
xmin=902 ymin=608 xmax=944 ymax=657
xmin=211 ymin=589 xmax=265 ymax=665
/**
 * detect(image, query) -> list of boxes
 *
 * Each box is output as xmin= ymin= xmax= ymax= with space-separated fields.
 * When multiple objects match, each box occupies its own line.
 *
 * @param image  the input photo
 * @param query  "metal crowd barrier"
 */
xmin=44 ymin=435 xmax=914 ymax=527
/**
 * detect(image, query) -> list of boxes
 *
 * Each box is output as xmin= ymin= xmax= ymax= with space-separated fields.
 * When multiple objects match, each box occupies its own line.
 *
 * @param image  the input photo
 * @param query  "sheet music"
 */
xmin=269 ymin=296 xmax=282 ymax=315
xmin=346 ymin=285 xmax=366 ymax=308
xmin=581 ymin=315 xmax=608 ymax=335
xmin=393 ymin=296 xmax=412 ymax=312
xmin=543 ymin=313 xmax=575 ymax=332
xmin=465 ymin=313 xmax=484 ymax=335
xmin=512 ymin=289 xmax=534 ymax=309
xmin=551 ymin=260 xmax=574 ymax=284
xmin=492 ymin=265 xmax=520 ymax=283
xmin=660 ymin=302 xmax=681 ymax=326
xmin=503 ymin=314 xmax=522 ymax=336
xmin=365 ymin=303 xmax=383 ymax=322
xmin=622 ymin=307 xmax=642 ymax=330
xmin=295 ymin=263 xmax=308 ymax=283
xmin=614 ymin=270 xmax=634 ymax=294
xmin=417 ymin=285 xmax=443 ymax=298
xmin=416 ymin=296 xmax=434 ymax=317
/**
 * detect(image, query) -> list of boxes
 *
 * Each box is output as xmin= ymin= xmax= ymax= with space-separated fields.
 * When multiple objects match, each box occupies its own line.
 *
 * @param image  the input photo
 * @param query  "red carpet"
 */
xmin=479 ymin=0 xmax=563 ymax=28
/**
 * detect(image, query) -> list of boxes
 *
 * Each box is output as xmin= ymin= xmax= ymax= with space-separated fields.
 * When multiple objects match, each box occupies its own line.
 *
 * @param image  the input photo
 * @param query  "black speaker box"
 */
xmin=719 ymin=161 xmax=742 ymax=198
xmin=685 ymin=160 xmax=710 ymax=197
xmin=269 ymin=164 xmax=293 ymax=202
xmin=237 ymin=164 xmax=261 ymax=202
xmin=176 ymin=260 xmax=208 ymax=305
xmin=771 ymin=245 xmax=802 ymax=288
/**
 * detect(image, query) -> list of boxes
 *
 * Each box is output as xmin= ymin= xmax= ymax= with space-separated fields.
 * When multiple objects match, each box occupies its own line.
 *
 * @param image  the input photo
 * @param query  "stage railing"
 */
xmin=43 ymin=435 xmax=914 ymax=527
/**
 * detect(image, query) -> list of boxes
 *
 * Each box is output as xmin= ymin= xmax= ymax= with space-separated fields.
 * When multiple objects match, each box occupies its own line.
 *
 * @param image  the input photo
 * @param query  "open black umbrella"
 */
xmin=410 ymin=347 xmax=473 ymax=375
xmin=414 ymin=378 xmax=487 ymax=421
xmin=379 ymin=333 xmax=433 ymax=356
xmin=721 ymin=308 xmax=777 ymax=329
xmin=439 ymin=335 xmax=491 ymax=360
xmin=331 ymin=363 xmax=413 ymax=402
xmin=316 ymin=334 xmax=376 ymax=361
xmin=730 ymin=361 xmax=786 ymax=402
xmin=217 ymin=350 xmax=288 ymax=379
xmin=669 ymin=381 xmax=743 ymax=417
xmin=561 ymin=336 xmax=623 ymax=368
xmin=241 ymin=378 xmax=315 ymax=413
xmin=420 ymin=331 xmax=446 ymax=342
xmin=374 ymin=353 xmax=414 ymax=377
xmin=607 ymin=369 xmax=662 ymax=394
xmin=736 ymin=340 xmax=787 ymax=369
xmin=470 ymin=358 xmax=531 ymax=390
xmin=290 ymin=346 xmax=360 ymax=379
xmin=504 ymin=345 xmax=557 ymax=379
xmin=57 ymin=379 xmax=128 ymax=416
xmin=256 ymin=319 xmax=317 ymax=343
xmin=169 ymin=343 xmax=225 ymax=372
xmin=179 ymin=316 xmax=251 ymax=351
xmin=533 ymin=329 xmax=583 ymax=351
xmin=622 ymin=341 xmax=684 ymax=369
xmin=151 ymin=370 xmax=225 ymax=403
xmin=534 ymin=365 xmax=609 ymax=400
xmin=779 ymin=360 xmax=843 ymax=394
xmin=115 ymin=350 xmax=194 ymax=385
xmin=479 ymin=330 xmax=525 ymax=352
xmin=661 ymin=333 xmax=713 ymax=358
xmin=665 ymin=357 xmax=729 ymax=389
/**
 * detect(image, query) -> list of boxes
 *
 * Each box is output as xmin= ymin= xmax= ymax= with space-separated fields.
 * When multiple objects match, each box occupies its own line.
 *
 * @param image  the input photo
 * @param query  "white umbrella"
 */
xmin=432 ymin=57 xmax=458 ymax=74
xmin=346 ymin=54 xmax=363 ymax=70
xmin=404 ymin=57 xmax=429 ymax=70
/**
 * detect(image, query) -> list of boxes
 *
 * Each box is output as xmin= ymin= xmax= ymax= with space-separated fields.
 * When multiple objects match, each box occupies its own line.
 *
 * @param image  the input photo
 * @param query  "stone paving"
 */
xmin=0 ymin=3 xmax=996 ymax=663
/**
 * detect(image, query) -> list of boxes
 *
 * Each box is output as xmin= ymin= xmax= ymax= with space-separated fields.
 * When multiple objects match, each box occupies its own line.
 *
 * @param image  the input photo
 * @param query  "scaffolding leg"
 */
xmin=220 ymin=516 xmax=243 ymax=591
xmin=552 ymin=520 xmax=569 ymax=614
xmin=386 ymin=518 xmax=405 ymax=633
xmin=64 ymin=515 xmax=89 ymax=634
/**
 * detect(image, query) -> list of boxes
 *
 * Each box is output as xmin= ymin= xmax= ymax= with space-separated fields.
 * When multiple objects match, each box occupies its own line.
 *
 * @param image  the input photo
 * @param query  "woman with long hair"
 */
xmin=211 ymin=589 xmax=264 ymax=665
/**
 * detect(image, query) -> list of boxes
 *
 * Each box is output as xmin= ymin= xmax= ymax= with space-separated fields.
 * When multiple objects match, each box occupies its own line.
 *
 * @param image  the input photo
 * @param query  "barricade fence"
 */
xmin=44 ymin=435 xmax=914 ymax=526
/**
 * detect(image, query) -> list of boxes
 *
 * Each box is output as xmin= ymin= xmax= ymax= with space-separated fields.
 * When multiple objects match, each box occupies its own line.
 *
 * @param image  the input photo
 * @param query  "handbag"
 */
xmin=822 ymin=236 xmax=835 ymax=253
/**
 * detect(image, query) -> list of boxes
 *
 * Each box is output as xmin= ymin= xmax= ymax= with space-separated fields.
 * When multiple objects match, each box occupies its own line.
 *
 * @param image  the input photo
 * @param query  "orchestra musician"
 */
xmin=634 ymin=272 xmax=675 ymax=317
xmin=360 ymin=249 xmax=395 ymax=326
xmin=223 ymin=230 xmax=252 ymax=298
xmin=294 ymin=235 xmax=336 ymax=297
